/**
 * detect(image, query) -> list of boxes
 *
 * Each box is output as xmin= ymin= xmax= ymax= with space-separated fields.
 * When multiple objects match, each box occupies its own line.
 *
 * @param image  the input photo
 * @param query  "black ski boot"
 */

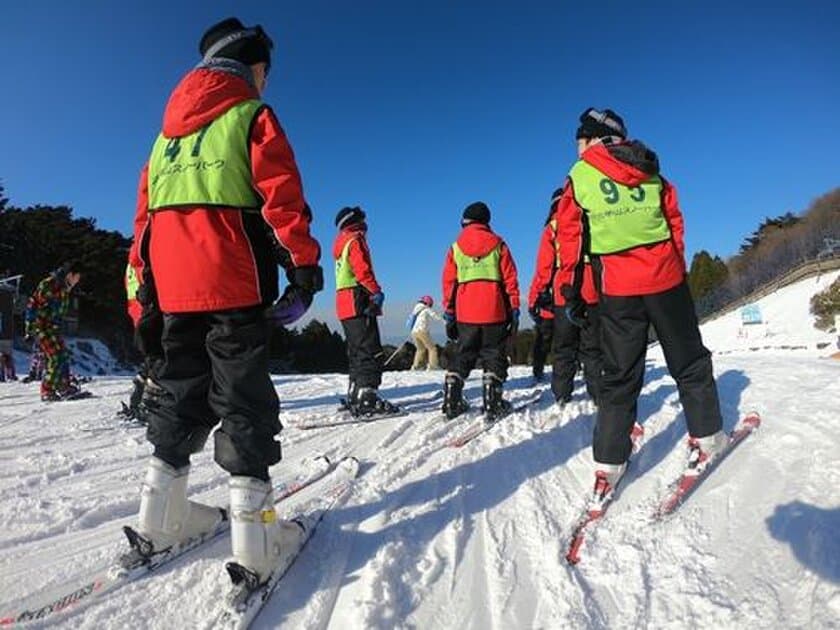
xmin=482 ymin=373 xmax=512 ymax=421
xmin=354 ymin=387 xmax=401 ymax=418
xmin=442 ymin=373 xmax=469 ymax=420
xmin=340 ymin=380 xmax=358 ymax=411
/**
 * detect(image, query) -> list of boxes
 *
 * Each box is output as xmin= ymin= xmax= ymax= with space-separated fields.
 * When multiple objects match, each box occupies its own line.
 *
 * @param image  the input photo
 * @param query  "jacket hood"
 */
xmin=456 ymin=223 xmax=502 ymax=258
xmin=332 ymin=224 xmax=367 ymax=258
xmin=161 ymin=67 xmax=259 ymax=138
xmin=583 ymin=141 xmax=660 ymax=186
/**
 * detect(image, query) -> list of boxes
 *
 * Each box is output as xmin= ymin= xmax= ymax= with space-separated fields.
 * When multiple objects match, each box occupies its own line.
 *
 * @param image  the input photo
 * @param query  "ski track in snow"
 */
xmin=1 ymin=270 xmax=839 ymax=629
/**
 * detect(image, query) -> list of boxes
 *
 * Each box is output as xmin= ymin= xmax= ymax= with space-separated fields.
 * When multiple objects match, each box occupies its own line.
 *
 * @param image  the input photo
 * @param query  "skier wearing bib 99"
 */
xmin=333 ymin=206 xmax=401 ymax=417
xmin=553 ymin=108 xmax=725 ymax=508
xmin=441 ymin=202 xmax=520 ymax=420
xmin=126 ymin=18 xmax=324 ymax=587
xmin=529 ymin=188 xmax=602 ymax=404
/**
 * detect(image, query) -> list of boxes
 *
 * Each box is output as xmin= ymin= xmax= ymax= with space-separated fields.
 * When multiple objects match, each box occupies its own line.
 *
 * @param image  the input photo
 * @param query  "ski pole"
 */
xmin=383 ymin=340 xmax=409 ymax=367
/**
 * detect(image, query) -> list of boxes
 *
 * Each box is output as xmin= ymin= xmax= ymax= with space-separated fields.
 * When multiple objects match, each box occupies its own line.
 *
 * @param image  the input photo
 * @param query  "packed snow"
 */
xmin=0 ymin=271 xmax=838 ymax=629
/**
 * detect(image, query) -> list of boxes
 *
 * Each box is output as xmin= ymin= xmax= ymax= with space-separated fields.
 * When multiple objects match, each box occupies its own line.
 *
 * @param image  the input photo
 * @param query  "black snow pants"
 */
xmin=531 ymin=316 xmax=554 ymax=379
xmin=551 ymin=304 xmax=603 ymax=403
xmin=341 ymin=315 xmax=385 ymax=389
xmin=453 ymin=322 xmax=509 ymax=381
xmin=595 ymin=281 xmax=723 ymax=465
xmin=146 ymin=307 xmax=281 ymax=480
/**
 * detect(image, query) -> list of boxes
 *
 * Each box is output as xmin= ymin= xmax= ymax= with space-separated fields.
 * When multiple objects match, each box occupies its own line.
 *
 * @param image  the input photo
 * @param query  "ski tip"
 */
xmin=744 ymin=411 xmax=761 ymax=427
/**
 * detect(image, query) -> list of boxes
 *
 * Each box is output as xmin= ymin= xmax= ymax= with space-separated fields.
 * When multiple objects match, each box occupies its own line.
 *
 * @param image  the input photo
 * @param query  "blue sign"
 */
xmin=740 ymin=304 xmax=763 ymax=325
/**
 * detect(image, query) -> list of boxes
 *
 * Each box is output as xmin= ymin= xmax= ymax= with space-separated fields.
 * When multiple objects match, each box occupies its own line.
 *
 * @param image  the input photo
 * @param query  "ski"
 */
xmin=565 ymin=423 xmax=645 ymax=565
xmin=210 ymin=456 xmax=360 ymax=629
xmin=653 ymin=412 xmax=761 ymax=519
xmin=0 ymin=455 xmax=333 ymax=627
xmin=296 ymin=408 xmax=409 ymax=430
xmin=336 ymin=389 xmax=443 ymax=413
xmin=446 ymin=389 xmax=547 ymax=448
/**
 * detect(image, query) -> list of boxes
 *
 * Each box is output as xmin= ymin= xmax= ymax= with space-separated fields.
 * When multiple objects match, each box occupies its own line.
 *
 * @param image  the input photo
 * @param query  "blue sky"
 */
xmin=1 ymin=1 xmax=838 ymax=339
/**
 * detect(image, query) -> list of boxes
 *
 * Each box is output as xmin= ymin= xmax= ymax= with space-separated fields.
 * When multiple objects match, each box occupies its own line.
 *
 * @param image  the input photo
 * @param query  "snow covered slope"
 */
xmin=0 ymin=273 xmax=838 ymax=629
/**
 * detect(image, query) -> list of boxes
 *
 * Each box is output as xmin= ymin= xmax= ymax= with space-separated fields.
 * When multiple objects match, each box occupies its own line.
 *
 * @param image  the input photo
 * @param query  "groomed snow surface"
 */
xmin=0 ymin=271 xmax=838 ymax=629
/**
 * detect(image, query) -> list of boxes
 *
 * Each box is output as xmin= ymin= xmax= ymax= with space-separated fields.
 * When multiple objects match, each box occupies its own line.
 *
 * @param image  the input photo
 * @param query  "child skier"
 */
xmin=408 ymin=296 xmax=442 ymax=370
xmin=529 ymin=188 xmax=602 ymax=404
xmin=553 ymin=107 xmax=726 ymax=507
xmin=333 ymin=206 xmax=400 ymax=416
xmin=441 ymin=202 xmax=520 ymax=419
xmin=24 ymin=262 xmax=84 ymax=401
xmin=126 ymin=18 xmax=324 ymax=590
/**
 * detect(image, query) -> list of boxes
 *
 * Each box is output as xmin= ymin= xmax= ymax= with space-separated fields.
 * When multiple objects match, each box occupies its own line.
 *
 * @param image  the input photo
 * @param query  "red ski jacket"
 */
xmin=130 ymin=68 xmax=320 ymax=313
xmin=333 ymin=226 xmax=382 ymax=321
xmin=442 ymin=223 xmax=520 ymax=325
xmin=528 ymin=220 xmax=597 ymax=317
xmin=553 ymin=142 xmax=686 ymax=298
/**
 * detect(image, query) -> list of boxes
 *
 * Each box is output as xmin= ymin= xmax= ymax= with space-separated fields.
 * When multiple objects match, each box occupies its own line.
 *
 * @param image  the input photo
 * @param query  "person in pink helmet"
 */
xmin=408 ymin=295 xmax=442 ymax=369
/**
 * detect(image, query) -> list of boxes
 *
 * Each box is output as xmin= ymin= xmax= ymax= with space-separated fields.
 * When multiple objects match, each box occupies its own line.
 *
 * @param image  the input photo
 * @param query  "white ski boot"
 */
xmin=137 ymin=457 xmax=225 ymax=551
xmin=229 ymin=476 xmax=305 ymax=584
xmin=588 ymin=462 xmax=627 ymax=512
xmin=686 ymin=430 xmax=728 ymax=475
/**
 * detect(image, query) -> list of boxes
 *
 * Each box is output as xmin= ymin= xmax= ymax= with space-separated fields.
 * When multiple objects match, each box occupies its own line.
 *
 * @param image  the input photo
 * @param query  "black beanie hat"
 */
xmin=462 ymin=201 xmax=491 ymax=225
xmin=199 ymin=18 xmax=273 ymax=69
xmin=576 ymin=108 xmax=627 ymax=140
xmin=335 ymin=206 xmax=366 ymax=229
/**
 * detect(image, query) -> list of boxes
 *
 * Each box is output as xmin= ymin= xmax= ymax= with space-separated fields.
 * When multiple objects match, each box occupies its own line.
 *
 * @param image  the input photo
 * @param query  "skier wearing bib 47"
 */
xmin=127 ymin=17 xmax=324 ymax=587
xmin=553 ymin=108 xmax=727 ymax=506
xmin=333 ymin=206 xmax=401 ymax=417
xmin=441 ymin=202 xmax=521 ymax=420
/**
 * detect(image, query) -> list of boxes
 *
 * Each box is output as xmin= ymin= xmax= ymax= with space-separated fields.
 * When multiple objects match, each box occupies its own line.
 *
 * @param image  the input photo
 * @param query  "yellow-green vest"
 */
xmin=335 ymin=238 xmax=359 ymax=290
xmin=124 ymin=263 xmax=139 ymax=300
xmin=452 ymin=242 xmax=502 ymax=283
xmin=568 ymin=160 xmax=670 ymax=255
xmin=147 ymin=100 xmax=264 ymax=211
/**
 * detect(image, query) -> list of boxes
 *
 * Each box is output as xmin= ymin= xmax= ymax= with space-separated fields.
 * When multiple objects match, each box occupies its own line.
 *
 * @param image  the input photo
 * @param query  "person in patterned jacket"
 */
xmin=24 ymin=263 xmax=82 ymax=401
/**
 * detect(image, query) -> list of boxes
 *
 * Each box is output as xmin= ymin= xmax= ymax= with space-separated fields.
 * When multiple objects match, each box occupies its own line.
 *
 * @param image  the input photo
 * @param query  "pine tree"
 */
xmin=0 ymin=180 xmax=8 ymax=211
xmin=688 ymin=250 xmax=729 ymax=300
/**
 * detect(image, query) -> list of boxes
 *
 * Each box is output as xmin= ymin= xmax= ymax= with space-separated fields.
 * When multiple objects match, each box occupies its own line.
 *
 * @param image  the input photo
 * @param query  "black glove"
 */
xmin=561 ymin=284 xmax=589 ymax=329
xmin=286 ymin=265 xmax=324 ymax=295
xmin=528 ymin=305 xmax=542 ymax=323
xmin=444 ymin=312 xmax=459 ymax=341
xmin=135 ymin=281 xmax=164 ymax=359
xmin=535 ymin=287 xmax=553 ymax=309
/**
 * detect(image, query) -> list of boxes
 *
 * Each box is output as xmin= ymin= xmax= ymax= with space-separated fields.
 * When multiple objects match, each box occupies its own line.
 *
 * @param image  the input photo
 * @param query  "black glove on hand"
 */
xmin=135 ymin=280 xmax=164 ymax=359
xmin=535 ymin=287 xmax=553 ymax=309
xmin=561 ymin=284 xmax=589 ymax=329
xmin=287 ymin=265 xmax=324 ymax=295
xmin=444 ymin=313 xmax=459 ymax=341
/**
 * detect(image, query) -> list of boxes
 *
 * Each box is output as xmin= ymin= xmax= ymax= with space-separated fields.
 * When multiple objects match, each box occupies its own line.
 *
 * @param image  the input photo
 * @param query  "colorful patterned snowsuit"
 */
xmin=25 ymin=276 xmax=71 ymax=398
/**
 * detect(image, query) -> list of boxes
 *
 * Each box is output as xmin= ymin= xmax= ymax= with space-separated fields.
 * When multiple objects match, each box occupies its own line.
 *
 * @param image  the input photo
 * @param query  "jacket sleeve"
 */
xmin=25 ymin=285 xmax=45 ymax=328
xmin=250 ymin=107 xmax=321 ymax=268
xmin=499 ymin=242 xmax=520 ymax=311
xmin=347 ymin=238 xmax=381 ymax=294
xmin=528 ymin=223 xmax=556 ymax=308
xmin=441 ymin=247 xmax=458 ymax=314
xmin=553 ymin=182 xmax=586 ymax=298
xmin=661 ymin=179 xmax=686 ymax=270
xmin=130 ymin=164 xmax=150 ymax=279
